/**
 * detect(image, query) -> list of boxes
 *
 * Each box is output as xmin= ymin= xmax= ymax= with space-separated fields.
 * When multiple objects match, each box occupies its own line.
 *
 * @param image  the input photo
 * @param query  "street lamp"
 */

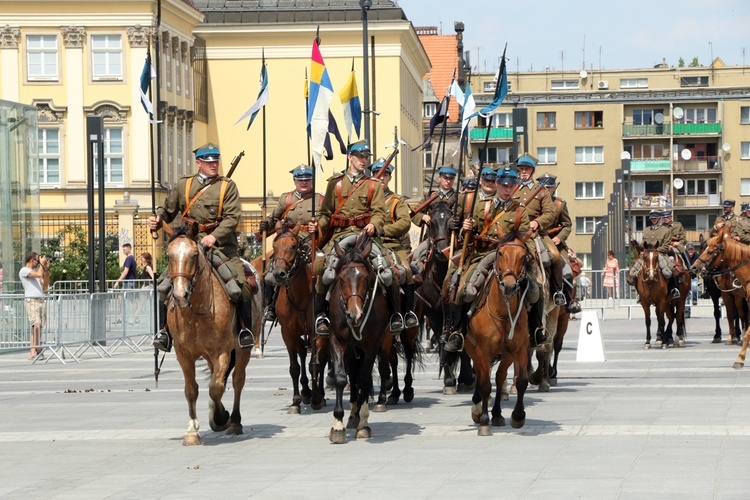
xmin=621 ymin=151 xmax=632 ymax=248
xmin=360 ymin=0 xmax=372 ymax=146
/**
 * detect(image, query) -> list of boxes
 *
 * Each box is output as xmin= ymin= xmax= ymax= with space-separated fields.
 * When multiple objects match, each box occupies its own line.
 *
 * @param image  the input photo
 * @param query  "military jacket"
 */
xmin=710 ymin=212 xmax=736 ymax=237
xmin=664 ymin=221 xmax=687 ymax=246
xmin=731 ymin=214 xmax=750 ymax=244
xmin=382 ymin=188 xmax=412 ymax=250
xmin=642 ymin=224 xmax=672 ymax=254
xmin=549 ymin=197 xmax=573 ymax=243
xmin=471 ymin=198 xmax=530 ymax=242
xmin=514 ymin=181 xmax=555 ymax=235
xmin=411 ymin=188 xmax=467 ymax=226
xmin=265 ymin=190 xmax=323 ymax=238
xmin=158 ymin=174 xmax=241 ymax=257
xmin=318 ymin=171 xmax=386 ymax=236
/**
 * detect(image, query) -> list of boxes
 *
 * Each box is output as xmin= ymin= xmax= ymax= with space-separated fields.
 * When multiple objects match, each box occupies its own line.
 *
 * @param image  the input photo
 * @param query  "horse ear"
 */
xmin=334 ymin=241 xmax=344 ymax=257
xmin=699 ymin=233 xmax=705 ymax=244
xmin=360 ymin=240 xmax=372 ymax=259
xmin=187 ymin=220 xmax=199 ymax=239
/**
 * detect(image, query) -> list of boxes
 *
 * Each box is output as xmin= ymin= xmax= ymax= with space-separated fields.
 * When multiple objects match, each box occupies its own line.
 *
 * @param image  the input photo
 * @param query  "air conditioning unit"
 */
xmin=597 ymin=80 xmax=609 ymax=90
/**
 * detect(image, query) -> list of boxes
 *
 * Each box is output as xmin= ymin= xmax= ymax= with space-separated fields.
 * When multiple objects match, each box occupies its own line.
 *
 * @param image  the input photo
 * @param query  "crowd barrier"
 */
xmin=0 ymin=289 xmax=157 ymax=364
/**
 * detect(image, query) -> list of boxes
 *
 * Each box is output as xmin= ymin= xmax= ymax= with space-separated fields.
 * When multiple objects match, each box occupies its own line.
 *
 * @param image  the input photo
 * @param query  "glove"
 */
xmin=448 ymin=218 xmax=461 ymax=231
xmin=259 ymin=220 xmax=270 ymax=232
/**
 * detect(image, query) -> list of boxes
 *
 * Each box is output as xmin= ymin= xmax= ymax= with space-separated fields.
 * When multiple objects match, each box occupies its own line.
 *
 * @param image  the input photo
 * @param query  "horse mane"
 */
xmin=168 ymin=225 xmax=193 ymax=243
xmin=722 ymin=234 xmax=750 ymax=263
xmin=497 ymin=231 xmax=525 ymax=246
xmin=335 ymin=232 xmax=372 ymax=271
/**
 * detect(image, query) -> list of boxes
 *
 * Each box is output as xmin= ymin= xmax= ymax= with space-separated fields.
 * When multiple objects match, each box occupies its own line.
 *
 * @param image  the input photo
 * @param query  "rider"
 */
xmin=150 ymin=142 xmax=255 ymax=351
xmin=514 ymin=154 xmax=567 ymax=308
xmin=443 ymin=166 xmax=540 ymax=353
xmin=258 ymin=164 xmax=323 ymax=322
xmin=629 ymin=210 xmax=680 ymax=299
xmin=370 ymin=157 xmax=419 ymax=330
xmin=710 ymin=199 xmax=736 ymax=236
xmin=731 ymin=203 xmax=750 ymax=243
xmin=308 ymin=140 xmax=403 ymax=336
xmin=661 ymin=210 xmax=688 ymax=263
xmin=537 ymin=173 xmax=581 ymax=315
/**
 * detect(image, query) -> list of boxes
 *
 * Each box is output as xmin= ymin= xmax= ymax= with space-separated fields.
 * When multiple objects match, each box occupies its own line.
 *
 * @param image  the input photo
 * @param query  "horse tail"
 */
xmin=223 ymin=349 xmax=237 ymax=385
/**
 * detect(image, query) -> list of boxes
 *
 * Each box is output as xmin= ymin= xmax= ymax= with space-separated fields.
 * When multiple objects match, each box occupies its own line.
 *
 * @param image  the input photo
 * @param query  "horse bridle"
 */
xmin=169 ymin=237 xmax=211 ymax=313
xmin=272 ymin=231 xmax=308 ymax=286
xmin=492 ymin=241 xmax=529 ymax=286
xmin=335 ymin=261 xmax=378 ymax=340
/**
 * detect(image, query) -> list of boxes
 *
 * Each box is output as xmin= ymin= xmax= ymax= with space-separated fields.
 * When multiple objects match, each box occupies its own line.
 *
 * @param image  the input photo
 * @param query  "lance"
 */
xmin=152 ymin=0 xmax=163 ymax=388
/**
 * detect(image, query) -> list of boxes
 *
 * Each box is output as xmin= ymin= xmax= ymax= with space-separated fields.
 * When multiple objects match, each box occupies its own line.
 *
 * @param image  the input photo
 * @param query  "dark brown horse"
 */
xmin=464 ymin=230 xmax=531 ymax=436
xmin=691 ymin=227 xmax=750 ymax=368
xmin=166 ymin=226 xmax=257 ymax=445
xmin=327 ymin=233 xmax=390 ymax=443
xmin=270 ymin=222 xmax=327 ymax=413
xmin=633 ymin=245 xmax=673 ymax=348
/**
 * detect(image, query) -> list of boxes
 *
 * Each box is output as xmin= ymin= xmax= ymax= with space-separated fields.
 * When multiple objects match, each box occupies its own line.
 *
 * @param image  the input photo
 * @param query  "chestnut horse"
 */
xmin=165 ymin=226 xmax=258 ymax=445
xmin=464 ymin=231 xmax=531 ymax=436
xmin=327 ymin=233 xmax=390 ymax=443
xmin=270 ymin=222 xmax=327 ymax=414
xmin=691 ymin=228 xmax=750 ymax=368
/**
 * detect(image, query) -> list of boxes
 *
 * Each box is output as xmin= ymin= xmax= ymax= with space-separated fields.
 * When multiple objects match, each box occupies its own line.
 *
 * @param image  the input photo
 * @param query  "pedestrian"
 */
xmin=19 ymin=251 xmax=50 ymax=359
xmin=140 ymin=252 xmax=154 ymax=285
xmin=113 ymin=243 xmax=137 ymax=289
xmin=684 ymin=243 xmax=700 ymax=317
xmin=603 ymin=249 xmax=619 ymax=299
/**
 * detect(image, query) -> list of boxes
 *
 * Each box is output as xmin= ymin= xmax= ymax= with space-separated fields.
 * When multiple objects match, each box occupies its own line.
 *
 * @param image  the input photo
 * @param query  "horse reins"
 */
xmin=336 ymin=262 xmax=382 ymax=342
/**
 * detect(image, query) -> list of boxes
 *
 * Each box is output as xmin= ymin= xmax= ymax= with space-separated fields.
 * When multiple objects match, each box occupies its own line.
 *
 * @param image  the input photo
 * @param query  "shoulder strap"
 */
xmin=514 ymin=205 xmax=523 ymax=232
xmin=182 ymin=177 xmax=221 ymax=218
xmin=332 ymin=177 xmax=370 ymax=218
xmin=281 ymin=192 xmax=313 ymax=220
xmin=480 ymin=204 xmax=509 ymax=238
xmin=385 ymin=193 xmax=398 ymax=223
xmin=521 ymin=185 xmax=545 ymax=206
xmin=217 ymin=180 xmax=229 ymax=218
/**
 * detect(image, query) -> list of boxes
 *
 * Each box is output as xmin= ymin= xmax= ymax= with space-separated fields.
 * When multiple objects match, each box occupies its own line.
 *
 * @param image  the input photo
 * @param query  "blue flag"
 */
xmin=235 ymin=58 xmax=269 ymax=130
xmin=467 ymin=47 xmax=508 ymax=121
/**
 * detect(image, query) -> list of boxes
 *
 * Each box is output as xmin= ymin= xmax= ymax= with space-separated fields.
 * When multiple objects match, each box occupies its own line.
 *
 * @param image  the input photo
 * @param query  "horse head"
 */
xmin=272 ymin=221 xmax=303 ymax=286
xmin=640 ymin=244 xmax=661 ymax=284
xmin=428 ymin=201 xmax=453 ymax=260
xmin=167 ymin=226 xmax=204 ymax=308
xmin=333 ymin=232 xmax=374 ymax=329
xmin=494 ymin=229 xmax=532 ymax=297
xmin=692 ymin=226 xmax=731 ymax=276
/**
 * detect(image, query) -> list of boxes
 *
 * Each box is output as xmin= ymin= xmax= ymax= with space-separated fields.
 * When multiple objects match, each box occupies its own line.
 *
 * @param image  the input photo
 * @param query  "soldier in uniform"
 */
xmin=149 ymin=143 xmax=255 ymax=351
xmin=370 ymin=158 xmax=419 ymax=329
xmin=514 ymin=154 xmax=567 ymax=307
xmin=710 ymin=199 xmax=736 ymax=236
xmin=661 ymin=210 xmax=687 ymax=260
xmin=630 ymin=210 xmax=680 ymax=299
xmin=258 ymin=164 xmax=323 ymax=322
xmin=308 ymin=140 xmax=402 ymax=335
xmin=538 ymin=173 xmax=581 ymax=314
xmin=731 ymin=203 xmax=750 ymax=243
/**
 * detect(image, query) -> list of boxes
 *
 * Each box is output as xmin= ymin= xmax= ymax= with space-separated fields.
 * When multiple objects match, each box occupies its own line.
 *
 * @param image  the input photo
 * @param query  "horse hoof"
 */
xmin=725 ymin=340 xmax=734 ymax=346
xmin=491 ymin=415 xmax=506 ymax=427
xmin=329 ymin=428 xmax=346 ymax=444
xmin=255 ymin=351 xmax=264 ymax=360
xmin=287 ymin=406 xmax=301 ymax=415
xmin=644 ymin=343 xmax=651 ymax=350
xmin=386 ymin=395 xmax=399 ymax=406
xmin=346 ymin=416 xmax=360 ymax=430
xmin=311 ymin=399 xmax=326 ymax=410
xmin=403 ymin=387 xmax=414 ymax=403
xmin=182 ymin=433 xmax=201 ymax=446
xmin=732 ymin=362 xmax=744 ymax=370
xmin=373 ymin=403 xmax=387 ymax=413
xmin=226 ymin=423 xmax=243 ymax=436
xmin=457 ymin=382 xmax=475 ymax=393
xmin=549 ymin=377 xmax=558 ymax=387
xmin=510 ymin=417 xmax=525 ymax=429
xmin=356 ymin=426 xmax=372 ymax=439
xmin=477 ymin=425 xmax=493 ymax=436
xmin=471 ymin=410 xmax=482 ymax=424
xmin=443 ymin=386 xmax=457 ymax=395
xmin=301 ymin=394 xmax=311 ymax=405
xmin=538 ymin=383 xmax=550 ymax=393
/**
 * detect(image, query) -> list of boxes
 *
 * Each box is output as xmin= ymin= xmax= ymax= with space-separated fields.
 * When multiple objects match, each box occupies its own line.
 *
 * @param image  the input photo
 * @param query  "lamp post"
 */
xmin=621 ymin=151 xmax=632 ymax=262
xmin=360 ymin=0 xmax=372 ymax=146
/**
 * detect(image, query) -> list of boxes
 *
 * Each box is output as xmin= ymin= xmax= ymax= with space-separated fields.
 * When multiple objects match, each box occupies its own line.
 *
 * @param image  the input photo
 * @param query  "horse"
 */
xmin=165 ymin=226 xmax=258 ymax=446
xmin=691 ymin=228 xmax=750 ymax=368
xmin=413 ymin=201 xmax=475 ymax=395
xmin=464 ymin=230 xmax=531 ymax=436
xmin=527 ymin=275 xmax=568 ymax=392
xmin=632 ymin=244 xmax=677 ymax=348
xmin=270 ymin=222 xmax=327 ymax=414
xmin=327 ymin=232 xmax=390 ymax=443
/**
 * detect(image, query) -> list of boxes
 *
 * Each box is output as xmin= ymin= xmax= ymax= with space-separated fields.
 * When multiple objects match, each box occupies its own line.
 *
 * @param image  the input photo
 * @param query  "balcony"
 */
xmin=628 ymin=193 xmax=671 ymax=209
xmin=672 ymin=195 xmax=720 ymax=208
xmin=673 ymin=156 xmax=722 ymax=172
xmin=630 ymin=159 xmax=671 ymax=172
xmin=622 ymin=123 xmax=670 ymax=137
xmin=622 ymin=121 xmax=722 ymax=137
xmin=470 ymin=127 xmax=513 ymax=141
xmin=672 ymin=122 xmax=721 ymax=135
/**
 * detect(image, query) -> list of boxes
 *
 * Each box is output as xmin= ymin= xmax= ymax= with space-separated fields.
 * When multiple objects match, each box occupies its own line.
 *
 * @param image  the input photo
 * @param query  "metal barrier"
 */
xmin=48 ymin=279 xmax=155 ymax=294
xmin=0 ymin=289 xmax=157 ymax=363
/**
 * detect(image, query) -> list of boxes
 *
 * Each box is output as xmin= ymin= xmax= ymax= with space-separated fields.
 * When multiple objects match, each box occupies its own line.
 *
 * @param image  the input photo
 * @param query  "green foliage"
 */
xmin=678 ymin=57 xmax=685 ymax=67
xmin=42 ymin=224 xmax=121 ymax=285
xmin=689 ymin=57 xmax=700 ymax=67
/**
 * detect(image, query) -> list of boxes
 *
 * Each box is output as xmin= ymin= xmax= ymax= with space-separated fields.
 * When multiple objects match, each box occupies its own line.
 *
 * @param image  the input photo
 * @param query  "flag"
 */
xmin=235 ymin=56 xmax=269 ymax=130
xmin=306 ymin=110 xmax=346 ymax=162
xmin=307 ymin=39 xmax=335 ymax=170
xmin=459 ymin=80 xmax=475 ymax=143
xmin=467 ymin=47 xmax=508 ymax=121
xmin=139 ymin=54 xmax=160 ymax=123
xmin=339 ymin=65 xmax=362 ymax=141
xmin=413 ymin=95 xmax=448 ymax=151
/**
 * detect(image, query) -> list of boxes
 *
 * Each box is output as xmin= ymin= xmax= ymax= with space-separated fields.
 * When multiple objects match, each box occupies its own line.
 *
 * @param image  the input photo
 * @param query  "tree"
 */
xmin=689 ymin=57 xmax=700 ymax=67
xmin=43 ymin=224 xmax=121 ymax=287
xmin=678 ymin=57 xmax=685 ymax=67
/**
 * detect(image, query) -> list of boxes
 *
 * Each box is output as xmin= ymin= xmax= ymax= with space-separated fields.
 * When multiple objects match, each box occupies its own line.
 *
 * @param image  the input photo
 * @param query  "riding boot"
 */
xmin=314 ymin=290 xmax=330 ymax=336
xmin=387 ymin=284 xmax=404 ymax=334
xmin=528 ymin=296 xmax=548 ymax=347
xmin=263 ymin=282 xmax=277 ymax=322
xmin=444 ymin=302 xmax=467 ymax=353
xmin=565 ymin=281 xmax=581 ymax=314
xmin=403 ymin=283 xmax=419 ymax=329
xmin=153 ymin=301 xmax=172 ymax=352
xmin=238 ymin=299 xmax=255 ymax=349
xmin=552 ymin=260 xmax=567 ymax=306
xmin=669 ymin=276 xmax=681 ymax=300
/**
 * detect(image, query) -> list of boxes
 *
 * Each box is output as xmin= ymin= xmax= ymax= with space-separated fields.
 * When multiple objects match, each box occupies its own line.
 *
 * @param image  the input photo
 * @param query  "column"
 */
xmin=0 ymin=26 xmax=21 ymax=101
xmin=61 ymin=26 xmax=86 ymax=184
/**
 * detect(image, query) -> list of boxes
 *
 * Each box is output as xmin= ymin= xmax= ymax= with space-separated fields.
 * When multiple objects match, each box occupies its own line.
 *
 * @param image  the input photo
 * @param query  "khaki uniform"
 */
xmin=411 ymin=188 xmax=468 ymax=226
xmin=548 ymin=197 xmax=573 ymax=250
xmin=264 ymin=190 xmax=323 ymax=239
xmin=382 ymin=188 xmax=414 ymax=284
xmin=515 ymin=181 xmax=561 ymax=264
xmin=318 ymin=172 xmax=386 ymax=240
xmin=710 ymin=213 xmax=736 ymax=237
xmin=731 ymin=214 xmax=750 ymax=244
xmin=642 ymin=224 xmax=672 ymax=254
xmin=664 ymin=220 xmax=687 ymax=253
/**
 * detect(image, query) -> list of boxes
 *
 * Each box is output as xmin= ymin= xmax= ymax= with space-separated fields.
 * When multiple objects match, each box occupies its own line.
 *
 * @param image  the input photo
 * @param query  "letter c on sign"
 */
xmin=586 ymin=322 xmax=593 ymax=335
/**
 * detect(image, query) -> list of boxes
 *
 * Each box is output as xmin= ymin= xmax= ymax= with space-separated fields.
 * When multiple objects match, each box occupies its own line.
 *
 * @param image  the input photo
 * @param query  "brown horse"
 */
xmin=327 ymin=232 xmax=390 ymax=443
xmin=166 ymin=226 xmax=257 ymax=445
xmin=270 ymin=222 xmax=327 ymax=414
xmin=691 ymin=228 xmax=750 ymax=368
xmin=633 ymin=245 xmax=673 ymax=348
xmin=464 ymin=231 xmax=531 ymax=436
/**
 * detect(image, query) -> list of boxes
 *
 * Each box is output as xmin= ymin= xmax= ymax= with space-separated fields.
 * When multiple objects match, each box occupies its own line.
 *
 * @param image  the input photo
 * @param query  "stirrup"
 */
xmin=315 ymin=315 xmax=330 ymax=336
xmin=671 ymin=289 xmax=680 ymax=299
xmin=530 ymin=327 xmax=548 ymax=347
xmin=567 ymin=300 xmax=582 ymax=314
xmin=404 ymin=311 xmax=419 ymax=329
xmin=263 ymin=306 xmax=276 ymax=322
xmin=389 ymin=313 xmax=404 ymax=333
xmin=238 ymin=328 xmax=254 ymax=349
xmin=553 ymin=291 xmax=567 ymax=306
xmin=444 ymin=332 xmax=464 ymax=353
xmin=153 ymin=330 xmax=172 ymax=353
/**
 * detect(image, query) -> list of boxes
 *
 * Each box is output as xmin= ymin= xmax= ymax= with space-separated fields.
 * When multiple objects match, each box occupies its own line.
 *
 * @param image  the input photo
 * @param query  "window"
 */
xmin=741 ymin=106 xmax=750 ymax=125
xmin=576 ymin=216 xmax=601 ymax=234
xmin=631 ymin=144 xmax=667 ymax=159
xmin=575 ymin=111 xmax=604 ymax=129
xmin=177 ymin=130 xmax=183 ymax=175
xmin=537 ymin=147 xmax=556 ymax=164
xmin=578 ymin=253 xmax=591 ymax=270
xmin=741 ymin=178 xmax=750 ymax=196
xmin=676 ymin=108 xmax=717 ymax=124
xmin=27 ymin=35 xmax=58 ymax=80
xmin=175 ymin=50 xmax=181 ymax=94
xmin=478 ymin=147 xmax=510 ymax=164
xmin=480 ymin=113 xmax=511 ymax=128
xmin=94 ymin=128 xmax=124 ymax=184
xmin=620 ymin=78 xmax=648 ymax=88
xmin=537 ymin=112 xmax=556 ymax=130
xmin=184 ymin=48 xmax=191 ymax=98
xmin=91 ymin=35 xmax=122 ymax=80
xmin=680 ymin=76 xmax=709 ymax=87
xmin=574 ymin=146 xmax=604 ymax=164
xmin=483 ymin=80 xmax=512 ymax=93
xmin=164 ymin=38 xmax=172 ymax=92
xmin=632 ymin=109 xmax=665 ymax=125
xmin=423 ymin=102 xmax=437 ymax=118
xmin=551 ymin=80 xmax=579 ymax=90
xmin=575 ymin=182 xmax=604 ymax=199
xmin=676 ymin=179 xmax=718 ymax=196
xmin=38 ymin=128 xmax=60 ymax=185
xmin=742 ymin=142 xmax=750 ymax=160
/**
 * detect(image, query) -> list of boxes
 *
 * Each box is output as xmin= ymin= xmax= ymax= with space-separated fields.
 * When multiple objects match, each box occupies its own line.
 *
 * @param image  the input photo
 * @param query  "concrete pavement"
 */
xmin=1 ymin=315 xmax=748 ymax=499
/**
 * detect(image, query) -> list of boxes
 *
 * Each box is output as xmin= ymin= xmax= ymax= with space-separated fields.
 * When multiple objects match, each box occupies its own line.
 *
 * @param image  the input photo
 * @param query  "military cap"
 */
xmin=347 ymin=140 xmax=372 ymax=156
xmin=496 ymin=167 xmax=519 ymax=185
xmin=686 ymin=243 xmax=695 ymax=250
xmin=480 ymin=167 xmax=497 ymax=180
xmin=515 ymin=153 xmax=538 ymax=168
xmin=648 ymin=210 xmax=662 ymax=218
xmin=290 ymin=164 xmax=313 ymax=179
xmin=742 ymin=203 xmax=750 ymax=211
xmin=193 ymin=142 xmax=220 ymax=161
xmin=537 ymin=172 xmax=557 ymax=187
xmin=461 ymin=177 xmax=478 ymax=190
xmin=661 ymin=210 xmax=673 ymax=217
xmin=723 ymin=199 xmax=736 ymax=207
xmin=438 ymin=166 xmax=457 ymax=178
xmin=369 ymin=157 xmax=393 ymax=174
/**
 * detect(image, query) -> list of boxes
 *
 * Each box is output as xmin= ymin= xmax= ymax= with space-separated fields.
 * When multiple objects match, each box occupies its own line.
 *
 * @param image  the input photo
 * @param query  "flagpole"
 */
xmin=152 ymin=0 xmax=162 ymax=388
xmin=260 ymin=56 xmax=268 ymax=357
xmin=305 ymin=69 xmax=311 ymax=166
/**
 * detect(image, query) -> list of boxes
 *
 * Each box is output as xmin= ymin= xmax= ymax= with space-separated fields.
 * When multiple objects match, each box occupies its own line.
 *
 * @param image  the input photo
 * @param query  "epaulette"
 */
xmin=327 ymin=172 xmax=345 ymax=182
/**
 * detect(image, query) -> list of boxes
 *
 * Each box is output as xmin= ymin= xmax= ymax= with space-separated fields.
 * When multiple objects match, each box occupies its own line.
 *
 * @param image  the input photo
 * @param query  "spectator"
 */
xmin=113 ymin=243 xmax=137 ymax=289
xmin=19 ymin=251 xmax=49 ymax=359
xmin=684 ymin=243 xmax=700 ymax=317
xmin=603 ymin=250 xmax=619 ymax=300
xmin=140 ymin=252 xmax=154 ymax=285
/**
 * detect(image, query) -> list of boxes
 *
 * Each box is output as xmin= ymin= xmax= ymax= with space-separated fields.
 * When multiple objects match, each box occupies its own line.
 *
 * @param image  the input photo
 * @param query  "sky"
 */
xmin=396 ymin=0 xmax=750 ymax=72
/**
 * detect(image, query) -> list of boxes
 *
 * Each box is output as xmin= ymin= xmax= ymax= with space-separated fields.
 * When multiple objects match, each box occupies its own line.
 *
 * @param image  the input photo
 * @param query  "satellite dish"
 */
xmin=579 ymin=69 xmax=588 ymax=79
xmin=681 ymin=149 xmax=692 ymax=160
xmin=722 ymin=142 xmax=731 ymax=152
xmin=673 ymin=107 xmax=684 ymax=119
xmin=654 ymin=113 xmax=664 ymax=124
xmin=673 ymin=178 xmax=684 ymax=189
